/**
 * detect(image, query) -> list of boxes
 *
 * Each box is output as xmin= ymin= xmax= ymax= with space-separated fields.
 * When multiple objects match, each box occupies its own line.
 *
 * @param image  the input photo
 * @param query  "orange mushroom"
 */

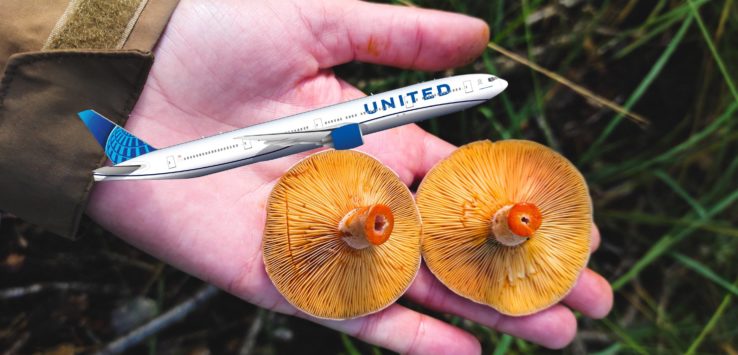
xmin=416 ymin=140 xmax=592 ymax=316
xmin=263 ymin=150 xmax=422 ymax=319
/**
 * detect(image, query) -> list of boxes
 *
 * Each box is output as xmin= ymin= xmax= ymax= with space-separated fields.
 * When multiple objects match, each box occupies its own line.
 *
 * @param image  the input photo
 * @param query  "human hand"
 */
xmin=87 ymin=0 xmax=613 ymax=353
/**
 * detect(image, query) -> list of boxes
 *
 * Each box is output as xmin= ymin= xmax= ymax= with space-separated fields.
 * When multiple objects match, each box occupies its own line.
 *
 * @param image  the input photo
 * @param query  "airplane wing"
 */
xmin=94 ymin=165 xmax=141 ymax=174
xmin=234 ymin=123 xmax=365 ymax=150
xmin=233 ymin=131 xmax=330 ymax=147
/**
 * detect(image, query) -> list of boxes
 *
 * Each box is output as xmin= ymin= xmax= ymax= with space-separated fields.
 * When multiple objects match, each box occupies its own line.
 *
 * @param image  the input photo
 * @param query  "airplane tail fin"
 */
xmin=77 ymin=110 xmax=157 ymax=164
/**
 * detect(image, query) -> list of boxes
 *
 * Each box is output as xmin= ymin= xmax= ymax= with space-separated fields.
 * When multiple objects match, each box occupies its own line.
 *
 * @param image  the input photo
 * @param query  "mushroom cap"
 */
xmin=263 ymin=150 xmax=422 ymax=320
xmin=416 ymin=140 xmax=592 ymax=316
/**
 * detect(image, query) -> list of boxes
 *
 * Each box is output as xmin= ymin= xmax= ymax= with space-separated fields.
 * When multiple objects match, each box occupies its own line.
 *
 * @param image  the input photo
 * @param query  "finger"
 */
xmin=493 ymin=305 xmax=577 ymax=349
xmin=311 ymin=304 xmax=481 ymax=355
xmin=338 ymin=80 xmax=456 ymax=185
xmin=406 ymin=265 xmax=578 ymax=349
xmin=221 ymin=244 xmax=481 ymax=354
xmin=562 ymin=268 xmax=613 ymax=319
xmin=311 ymin=0 xmax=489 ymax=70
xmin=591 ymin=223 xmax=601 ymax=252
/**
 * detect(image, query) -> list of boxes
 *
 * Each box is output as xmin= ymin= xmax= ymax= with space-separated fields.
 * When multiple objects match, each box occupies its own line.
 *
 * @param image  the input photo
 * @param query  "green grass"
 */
xmin=342 ymin=0 xmax=738 ymax=354
xmin=581 ymin=10 xmax=694 ymax=164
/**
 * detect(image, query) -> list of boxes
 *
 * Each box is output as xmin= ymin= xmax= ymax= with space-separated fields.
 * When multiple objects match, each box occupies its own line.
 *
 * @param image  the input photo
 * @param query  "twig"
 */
xmin=238 ymin=309 xmax=266 ymax=355
xmin=96 ymin=284 xmax=219 ymax=355
xmin=571 ymin=333 xmax=587 ymax=355
xmin=577 ymin=330 xmax=612 ymax=343
xmin=99 ymin=251 xmax=157 ymax=272
xmin=396 ymin=0 xmax=417 ymax=7
xmin=0 ymin=210 xmax=17 ymax=220
xmin=139 ymin=263 xmax=165 ymax=296
xmin=487 ymin=42 xmax=650 ymax=128
xmin=0 ymin=282 xmax=118 ymax=299
xmin=3 ymin=331 xmax=29 ymax=355
xmin=722 ymin=343 xmax=738 ymax=355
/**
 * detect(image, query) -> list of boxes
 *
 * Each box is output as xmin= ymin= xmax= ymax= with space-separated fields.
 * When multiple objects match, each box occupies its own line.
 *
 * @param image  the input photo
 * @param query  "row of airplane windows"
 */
xmin=326 ymin=112 xmax=361 ymax=125
xmin=287 ymin=126 xmax=309 ymax=133
xmin=286 ymin=112 xmax=364 ymax=132
xmin=184 ymin=144 xmax=239 ymax=160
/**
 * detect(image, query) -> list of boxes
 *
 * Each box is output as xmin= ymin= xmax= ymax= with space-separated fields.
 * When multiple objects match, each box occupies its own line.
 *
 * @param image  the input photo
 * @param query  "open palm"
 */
xmin=87 ymin=0 xmax=613 ymax=353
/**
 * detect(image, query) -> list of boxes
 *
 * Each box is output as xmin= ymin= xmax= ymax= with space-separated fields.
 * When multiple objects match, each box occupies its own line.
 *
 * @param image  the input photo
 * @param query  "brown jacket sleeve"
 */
xmin=0 ymin=0 xmax=179 ymax=239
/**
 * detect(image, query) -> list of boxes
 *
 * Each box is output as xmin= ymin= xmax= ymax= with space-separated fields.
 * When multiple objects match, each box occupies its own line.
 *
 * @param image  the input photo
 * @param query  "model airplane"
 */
xmin=79 ymin=74 xmax=508 ymax=181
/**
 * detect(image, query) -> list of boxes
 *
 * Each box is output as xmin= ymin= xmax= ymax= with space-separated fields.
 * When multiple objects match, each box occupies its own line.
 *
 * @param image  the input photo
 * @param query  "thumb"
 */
xmin=310 ymin=0 xmax=490 ymax=70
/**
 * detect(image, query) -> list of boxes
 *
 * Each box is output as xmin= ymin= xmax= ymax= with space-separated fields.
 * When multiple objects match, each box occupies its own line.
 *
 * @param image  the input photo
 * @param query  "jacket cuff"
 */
xmin=0 ymin=50 xmax=153 ymax=238
xmin=0 ymin=0 xmax=179 ymax=239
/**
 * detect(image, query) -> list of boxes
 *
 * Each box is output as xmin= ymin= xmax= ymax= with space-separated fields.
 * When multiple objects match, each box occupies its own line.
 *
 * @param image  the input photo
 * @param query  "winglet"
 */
xmin=77 ymin=110 xmax=157 ymax=164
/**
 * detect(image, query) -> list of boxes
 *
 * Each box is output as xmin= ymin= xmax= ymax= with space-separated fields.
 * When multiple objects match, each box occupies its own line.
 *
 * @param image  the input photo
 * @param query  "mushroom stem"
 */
xmin=490 ymin=203 xmax=542 ymax=247
xmin=339 ymin=204 xmax=394 ymax=249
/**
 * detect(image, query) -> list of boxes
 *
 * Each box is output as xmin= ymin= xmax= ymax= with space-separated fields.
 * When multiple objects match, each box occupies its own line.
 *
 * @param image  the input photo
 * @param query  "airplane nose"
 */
xmin=485 ymin=77 xmax=508 ymax=99
xmin=496 ymin=78 xmax=509 ymax=92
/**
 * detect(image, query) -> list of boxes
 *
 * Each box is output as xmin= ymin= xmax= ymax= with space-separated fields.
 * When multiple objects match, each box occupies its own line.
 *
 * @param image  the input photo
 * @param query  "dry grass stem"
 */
xmin=487 ymin=42 xmax=650 ymax=128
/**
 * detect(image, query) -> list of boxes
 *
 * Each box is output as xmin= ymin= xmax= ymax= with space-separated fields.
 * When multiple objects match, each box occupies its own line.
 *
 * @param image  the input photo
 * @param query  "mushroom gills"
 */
xmin=262 ymin=150 xmax=422 ymax=320
xmin=416 ymin=140 xmax=592 ymax=316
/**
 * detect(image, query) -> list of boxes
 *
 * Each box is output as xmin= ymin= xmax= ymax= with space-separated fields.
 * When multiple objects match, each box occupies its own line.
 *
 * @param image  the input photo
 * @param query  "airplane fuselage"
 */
xmin=94 ymin=74 xmax=507 ymax=181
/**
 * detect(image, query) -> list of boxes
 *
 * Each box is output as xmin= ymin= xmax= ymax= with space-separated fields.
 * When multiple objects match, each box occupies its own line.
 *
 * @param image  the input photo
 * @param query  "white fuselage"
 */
xmin=96 ymin=74 xmax=507 ymax=181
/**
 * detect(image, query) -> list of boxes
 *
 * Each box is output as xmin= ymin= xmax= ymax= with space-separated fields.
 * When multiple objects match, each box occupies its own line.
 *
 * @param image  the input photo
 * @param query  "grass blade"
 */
xmin=589 ymin=101 xmax=738 ymax=183
xmin=600 ymin=318 xmax=649 ymax=355
xmin=687 ymin=0 xmax=738 ymax=104
xmin=685 ymin=278 xmax=737 ymax=355
xmin=341 ymin=334 xmax=362 ymax=355
xmin=614 ymin=7 xmax=682 ymax=59
xmin=653 ymin=170 xmax=707 ymax=217
xmin=590 ymin=343 xmax=623 ymax=355
xmin=600 ymin=210 xmax=738 ymax=238
xmin=492 ymin=334 xmax=512 ymax=355
xmin=671 ymin=253 xmax=738 ymax=298
xmin=482 ymin=51 xmax=522 ymax=137
xmin=581 ymin=13 xmax=693 ymax=164
xmin=486 ymin=42 xmax=649 ymax=128
xmin=613 ymin=187 xmax=738 ymax=290
xmin=521 ymin=0 xmax=558 ymax=151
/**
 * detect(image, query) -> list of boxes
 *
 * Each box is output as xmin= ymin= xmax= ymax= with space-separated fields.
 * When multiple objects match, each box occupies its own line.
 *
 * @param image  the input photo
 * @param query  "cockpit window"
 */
xmin=488 ymin=77 xmax=496 ymax=82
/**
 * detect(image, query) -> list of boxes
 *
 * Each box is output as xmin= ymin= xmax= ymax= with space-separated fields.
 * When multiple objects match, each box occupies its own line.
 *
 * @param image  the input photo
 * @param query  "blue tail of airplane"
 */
xmin=77 ymin=110 xmax=157 ymax=164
